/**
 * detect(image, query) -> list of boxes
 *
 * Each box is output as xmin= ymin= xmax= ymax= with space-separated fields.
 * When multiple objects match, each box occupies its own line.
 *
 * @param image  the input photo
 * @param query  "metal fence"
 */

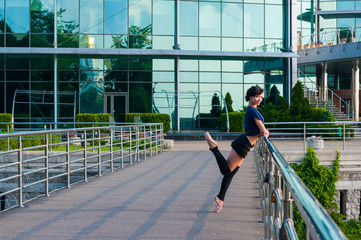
xmin=256 ymin=136 xmax=348 ymax=240
xmin=0 ymin=123 xmax=164 ymax=212
xmin=265 ymin=121 xmax=361 ymax=150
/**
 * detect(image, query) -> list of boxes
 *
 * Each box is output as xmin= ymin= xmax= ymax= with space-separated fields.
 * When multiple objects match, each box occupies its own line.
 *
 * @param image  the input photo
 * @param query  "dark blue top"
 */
xmin=244 ymin=106 xmax=264 ymax=136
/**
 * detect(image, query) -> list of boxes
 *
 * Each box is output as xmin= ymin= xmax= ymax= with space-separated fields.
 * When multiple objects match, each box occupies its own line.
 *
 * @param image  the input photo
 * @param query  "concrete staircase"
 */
xmin=304 ymin=88 xmax=353 ymax=121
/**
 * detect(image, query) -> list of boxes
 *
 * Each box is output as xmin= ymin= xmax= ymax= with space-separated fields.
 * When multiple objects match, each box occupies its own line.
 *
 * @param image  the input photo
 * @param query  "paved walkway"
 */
xmin=0 ymin=141 xmax=264 ymax=240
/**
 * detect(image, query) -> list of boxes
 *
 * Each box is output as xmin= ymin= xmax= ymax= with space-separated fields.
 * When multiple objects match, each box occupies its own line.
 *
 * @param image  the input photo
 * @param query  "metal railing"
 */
xmin=297 ymin=27 xmax=361 ymax=50
xmin=0 ymin=123 xmax=164 ymax=212
xmin=265 ymin=121 xmax=361 ymax=150
xmin=256 ymin=136 xmax=348 ymax=240
xmin=298 ymin=69 xmax=354 ymax=120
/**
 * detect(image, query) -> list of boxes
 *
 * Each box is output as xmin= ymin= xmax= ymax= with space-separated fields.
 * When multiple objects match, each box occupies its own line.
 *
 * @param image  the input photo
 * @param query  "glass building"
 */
xmin=0 ymin=0 xmax=296 ymax=130
xmin=297 ymin=0 xmax=361 ymax=120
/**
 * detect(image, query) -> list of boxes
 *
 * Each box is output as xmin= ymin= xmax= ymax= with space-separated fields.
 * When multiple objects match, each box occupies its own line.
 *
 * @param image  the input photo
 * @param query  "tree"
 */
xmin=210 ymin=93 xmax=221 ymax=117
xmin=268 ymin=85 xmax=280 ymax=105
xmin=290 ymin=81 xmax=310 ymax=121
xmin=222 ymin=92 xmax=234 ymax=113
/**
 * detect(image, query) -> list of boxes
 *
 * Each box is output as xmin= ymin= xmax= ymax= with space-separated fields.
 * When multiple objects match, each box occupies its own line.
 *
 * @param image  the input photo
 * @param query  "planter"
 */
xmin=70 ymin=136 xmax=82 ymax=146
xmin=304 ymin=45 xmax=309 ymax=49
xmin=298 ymin=45 xmax=303 ymax=50
xmin=310 ymin=44 xmax=315 ymax=48
xmin=307 ymin=138 xmax=324 ymax=149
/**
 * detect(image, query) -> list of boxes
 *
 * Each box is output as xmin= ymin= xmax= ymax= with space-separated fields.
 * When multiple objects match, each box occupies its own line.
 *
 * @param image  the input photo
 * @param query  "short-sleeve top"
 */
xmin=244 ymin=106 xmax=264 ymax=136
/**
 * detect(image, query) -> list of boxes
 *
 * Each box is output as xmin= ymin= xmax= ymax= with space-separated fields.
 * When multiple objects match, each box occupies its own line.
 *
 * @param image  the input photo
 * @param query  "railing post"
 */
xmin=343 ymin=123 xmax=346 ymax=150
xmin=45 ymin=133 xmax=49 ymax=197
xmin=144 ymin=125 xmax=147 ymax=159
xmin=110 ymin=128 xmax=114 ymax=172
xmin=98 ymin=129 xmax=102 ymax=176
xmin=7 ymin=124 xmax=10 ymax=151
xmin=155 ymin=125 xmax=158 ymax=155
xmin=18 ymin=136 xmax=23 ymax=208
xmin=121 ymin=127 xmax=124 ymax=168
xmin=129 ymin=126 xmax=133 ymax=165
xmin=136 ymin=126 xmax=140 ymax=162
xmin=83 ymin=130 xmax=88 ymax=182
xmin=66 ymin=132 xmax=71 ymax=188
xmin=283 ymin=185 xmax=293 ymax=221
xmin=303 ymin=123 xmax=306 ymax=150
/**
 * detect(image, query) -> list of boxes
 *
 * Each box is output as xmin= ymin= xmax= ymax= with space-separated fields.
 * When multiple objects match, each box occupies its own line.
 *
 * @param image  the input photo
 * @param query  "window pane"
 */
xmin=200 ymin=60 xmax=220 ymax=72
xmin=31 ymin=55 xmax=54 ymax=69
xmin=222 ymin=60 xmax=243 ymax=72
xmin=80 ymin=0 xmax=103 ymax=34
xmin=153 ymin=71 xmax=174 ymax=82
xmin=153 ymin=0 xmax=174 ymax=35
xmin=57 ymin=0 xmax=79 ymax=33
xmin=31 ymin=71 xmax=54 ymax=81
xmin=179 ymin=36 xmax=198 ymax=50
xmin=200 ymin=72 xmax=221 ymax=83
xmin=180 ymin=1 xmax=198 ymax=36
xmin=222 ymin=73 xmax=243 ymax=83
xmin=153 ymin=36 xmax=173 ymax=50
xmin=105 ymin=0 xmax=127 ymax=34
xmin=129 ymin=0 xmax=151 ymax=30
xmin=222 ymin=38 xmax=243 ymax=51
xmin=31 ymin=0 xmax=54 ymax=33
xmin=80 ymin=34 xmax=103 ymax=48
xmin=129 ymin=83 xmax=152 ymax=112
xmin=265 ymin=5 xmax=283 ymax=39
xmin=6 ymin=34 xmax=29 ymax=47
xmin=6 ymin=0 xmax=29 ymax=33
xmin=180 ymin=71 xmax=198 ymax=83
xmin=105 ymin=35 xmax=128 ymax=48
xmin=80 ymin=58 xmax=103 ymax=70
xmin=179 ymin=59 xmax=198 ymax=71
xmin=200 ymin=2 xmax=220 ymax=36
xmin=57 ymin=34 xmax=79 ymax=48
xmin=222 ymin=84 xmax=244 ymax=111
xmin=0 ymin=0 xmax=4 ymax=33
xmin=31 ymin=34 xmax=54 ymax=47
xmin=199 ymin=37 xmax=220 ymax=51
xmin=222 ymin=3 xmax=242 ymax=37
xmin=153 ymin=59 xmax=174 ymax=71
xmin=244 ymin=4 xmax=264 ymax=38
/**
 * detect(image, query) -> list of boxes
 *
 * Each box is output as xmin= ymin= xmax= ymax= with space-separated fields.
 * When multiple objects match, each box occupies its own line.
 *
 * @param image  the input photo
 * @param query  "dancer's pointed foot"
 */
xmin=215 ymin=196 xmax=223 ymax=213
xmin=205 ymin=132 xmax=218 ymax=149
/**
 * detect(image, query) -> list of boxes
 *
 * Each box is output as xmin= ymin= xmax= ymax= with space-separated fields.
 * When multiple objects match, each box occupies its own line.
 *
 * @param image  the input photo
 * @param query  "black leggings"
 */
xmin=210 ymin=146 xmax=240 ymax=201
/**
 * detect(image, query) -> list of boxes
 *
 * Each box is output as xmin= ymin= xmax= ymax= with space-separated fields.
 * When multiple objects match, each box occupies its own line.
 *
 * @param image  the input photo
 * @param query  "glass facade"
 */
xmin=0 ymin=0 xmax=290 ymax=130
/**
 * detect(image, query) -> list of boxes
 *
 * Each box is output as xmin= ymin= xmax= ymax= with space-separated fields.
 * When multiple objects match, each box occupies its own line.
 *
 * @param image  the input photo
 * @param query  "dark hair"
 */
xmin=245 ymin=86 xmax=263 ymax=101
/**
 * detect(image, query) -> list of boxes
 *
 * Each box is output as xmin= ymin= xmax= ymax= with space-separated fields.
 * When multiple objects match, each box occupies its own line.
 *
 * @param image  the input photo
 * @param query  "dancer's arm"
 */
xmin=255 ymin=118 xmax=269 ymax=138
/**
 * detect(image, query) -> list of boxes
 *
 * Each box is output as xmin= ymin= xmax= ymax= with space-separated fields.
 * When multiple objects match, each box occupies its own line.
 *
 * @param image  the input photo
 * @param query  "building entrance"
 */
xmin=104 ymin=93 xmax=128 ymax=122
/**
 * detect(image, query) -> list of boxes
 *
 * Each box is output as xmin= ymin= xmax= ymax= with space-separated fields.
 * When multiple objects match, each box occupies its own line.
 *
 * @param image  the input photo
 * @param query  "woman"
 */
xmin=205 ymin=86 xmax=269 ymax=213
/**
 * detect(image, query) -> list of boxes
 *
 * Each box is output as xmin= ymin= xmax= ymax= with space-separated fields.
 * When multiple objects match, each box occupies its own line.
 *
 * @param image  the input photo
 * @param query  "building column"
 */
xmin=322 ymin=62 xmax=328 ymax=102
xmin=352 ymin=60 xmax=359 ymax=121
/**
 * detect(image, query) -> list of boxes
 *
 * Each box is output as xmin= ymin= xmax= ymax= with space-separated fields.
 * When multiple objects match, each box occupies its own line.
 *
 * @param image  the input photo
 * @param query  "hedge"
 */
xmin=0 ymin=134 xmax=61 ymax=151
xmin=0 ymin=113 xmax=12 ymax=131
xmin=75 ymin=113 xmax=113 ymax=128
xmin=126 ymin=113 xmax=170 ymax=133
xmin=220 ymin=112 xmax=245 ymax=132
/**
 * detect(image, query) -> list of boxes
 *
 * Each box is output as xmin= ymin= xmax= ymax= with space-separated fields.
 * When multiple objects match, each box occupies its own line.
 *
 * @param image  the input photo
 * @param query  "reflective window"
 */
xmin=222 ymin=38 xmax=243 ymax=51
xmin=153 ymin=59 xmax=174 ymax=71
xmin=153 ymin=72 xmax=174 ymax=82
xmin=222 ymin=3 xmax=243 ymax=37
xmin=179 ymin=72 xmax=198 ymax=83
xmin=179 ymin=36 xmax=198 ymax=50
xmin=57 ymin=34 xmax=79 ymax=48
xmin=265 ymin=5 xmax=283 ymax=38
xmin=222 ymin=73 xmax=243 ymax=83
xmin=80 ymin=58 xmax=104 ymax=70
xmin=105 ymin=35 xmax=128 ymax=48
xmin=153 ymin=0 xmax=174 ymax=35
xmin=244 ymin=38 xmax=264 ymax=51
xmin=199 ymin=37 xmax=220 ymax=51
xmin=80 ymin=80 xmax=104 ymax=113
xmin=244 ymin=73 xmax=264 ymax=84
xmin=222 ymin=84 xmax=243 ymax=111
xmin=129 ymin=83 xmax=152 ymax=112
xmin=104 ymin=0 xmax=127 ymax=34
xmin=6 ymin=0 xmax=29 ymax=33
xmin=31 ymin=0 xmax=54 ymax=33
xmin=337 ymin=0 xmax=355 ymax=10
xmin=80 ymin=0 xmax=103 ymax=34
xmin=200 ymin=60 xmax=220 ymax=72
xmin=129 ymin=0 xmax=151 ymax=30
xmin=222 ymin=60 xmax=243 ymax=72
xmin=80 ymin=35 xmax=103 ymax=48
xmin=0 ymin=0 xmax=4 ymax=33
xmin=200 ymin=72 xmax=221 ymax=83
xmin=179 ymin=59 xmax=198 ymax=71
xmin=244 ymin=4 xmax=264 ymax=38
xmin=6 ymin=34 xmax=29 ymax=47
xmin=180 ymin=1 xmax=198 ymax=36
xmin=31 ymin=34 xmax=54 ymax=47
xmin=153 ymin=36 xmax=173 ymax=49
xmin=199 ymin=2 xmax=220 ymax=36
xmin=57 ymin=0 xmax=79 ymax=33
xmin=104 ymin=71 xmax=127 ymax=82
xmin=104 ymin=56 xmax=128 ymax=70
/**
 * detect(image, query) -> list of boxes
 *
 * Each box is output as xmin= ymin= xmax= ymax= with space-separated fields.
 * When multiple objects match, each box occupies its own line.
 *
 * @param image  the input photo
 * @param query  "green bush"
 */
xmin=307 ymin=107 xmax=335 ymax=122
xmin=126 ymin=113 xmax=170 ymax=133
xmin=0 ymin=113 xmax=12 ymax=131
xmin=220 ymin=112 xmax=245 ymax=132
xmin=0 ymin=134 xmax=61 ymax=151
xmin=75 ymin=113 xmax=113 ymax=128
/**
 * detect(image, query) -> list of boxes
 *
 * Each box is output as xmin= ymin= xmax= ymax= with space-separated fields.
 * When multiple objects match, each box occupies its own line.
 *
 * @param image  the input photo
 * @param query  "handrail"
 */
xmin=298 ymin=69 xmax=354 ymax=119
xmin=257 ymin=136 xmax=348 ymax=240
xmin=0 ymin=123 xmax=164 ymax=212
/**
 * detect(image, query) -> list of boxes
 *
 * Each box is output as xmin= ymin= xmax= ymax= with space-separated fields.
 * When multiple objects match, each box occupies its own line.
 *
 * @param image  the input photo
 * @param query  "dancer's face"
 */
xmin=249 ymin=93 xmax=263 ymax=106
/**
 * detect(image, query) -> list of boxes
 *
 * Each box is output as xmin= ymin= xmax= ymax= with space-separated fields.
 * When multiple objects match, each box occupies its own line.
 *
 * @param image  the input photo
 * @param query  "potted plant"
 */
xmin=310 ymin=42 xmax=315 ymax=48
xmin=69 ymin=131 xmax=81 ymax=146
xmin=316 ymin=41 xmax=323 ymax=47
xmin=327 ymin=42 xmax=333 ymax=46
xmin=349 ymin=37 xmax=356 ymax=42
xmin=341 ymin=38 xmax=347 ymax=44
xmin=298 ymin=45 xmax=303 ymax=50
xmin=307 ymin=135 xmax=324 ymax=149
xmin=304 ymin=43 xmax=309 ymax=49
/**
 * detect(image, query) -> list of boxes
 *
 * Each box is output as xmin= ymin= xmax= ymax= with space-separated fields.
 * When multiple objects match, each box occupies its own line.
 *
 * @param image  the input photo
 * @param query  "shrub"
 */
xmin=0 ymin=134 xmax=61 ymax=151
xmin=0 ymin=113 xmax=12 ymax=131
xmin=220 ymin=112 xmax=245 ymax=132
xmin=126 ymin=113 xmax=170 ymax=133
xmin=307 ymin=107 xmax=334 ymax=122
xmin=75 ymin=113 xmax=113 ymax=128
